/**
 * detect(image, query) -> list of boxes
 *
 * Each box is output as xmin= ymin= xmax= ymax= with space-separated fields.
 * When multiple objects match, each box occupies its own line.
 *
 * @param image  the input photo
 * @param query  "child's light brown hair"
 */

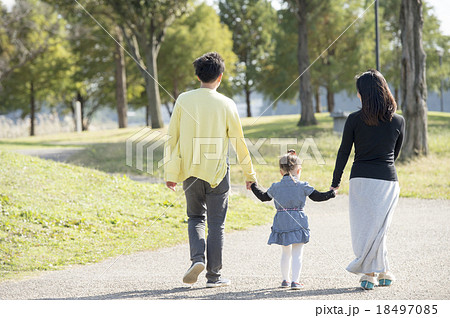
xmin=279 ymin=149 xmax=301 ymax=182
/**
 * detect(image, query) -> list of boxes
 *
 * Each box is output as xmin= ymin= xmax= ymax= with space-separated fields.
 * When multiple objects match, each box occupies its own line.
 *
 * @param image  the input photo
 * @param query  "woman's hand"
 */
xmin=330 ymin=186 xmax=339 ymax=194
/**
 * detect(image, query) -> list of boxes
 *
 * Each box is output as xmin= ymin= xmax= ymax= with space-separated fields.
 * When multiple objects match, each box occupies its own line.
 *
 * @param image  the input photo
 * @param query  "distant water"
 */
xmin=2 ymin=89 xmax=446 ymax=137
xmin=115 ymin=89 xmax=450 ymax=126
xmin=233 ymin=90 xmax=450 ymax=119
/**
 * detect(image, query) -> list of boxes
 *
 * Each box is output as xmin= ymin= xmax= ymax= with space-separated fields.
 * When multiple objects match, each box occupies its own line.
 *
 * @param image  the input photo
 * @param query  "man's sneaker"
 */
xmin=206 ymin=278 xmax=231 ymax=288
xmin=281 ymin=280 xmax=290 ymax=288
xmin=182 ymin=262 xmax=205 ymax=284
xmin=291 ymin=282 xmax=304 ymax=290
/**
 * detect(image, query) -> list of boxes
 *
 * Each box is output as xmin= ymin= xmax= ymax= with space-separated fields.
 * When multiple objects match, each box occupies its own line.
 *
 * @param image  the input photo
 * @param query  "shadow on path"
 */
xmin=42 ymin=286 xmax=363 ymax=300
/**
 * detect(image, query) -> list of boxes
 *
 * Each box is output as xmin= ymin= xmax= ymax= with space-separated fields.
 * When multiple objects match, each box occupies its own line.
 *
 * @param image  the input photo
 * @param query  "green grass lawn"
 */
xmin=0 ymin=151 xmax=273 ymax=281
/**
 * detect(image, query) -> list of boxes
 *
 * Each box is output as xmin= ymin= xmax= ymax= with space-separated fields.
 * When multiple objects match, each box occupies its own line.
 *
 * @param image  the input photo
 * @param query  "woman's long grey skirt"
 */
xmin=347 ymin=177 xmax=400 ymax=274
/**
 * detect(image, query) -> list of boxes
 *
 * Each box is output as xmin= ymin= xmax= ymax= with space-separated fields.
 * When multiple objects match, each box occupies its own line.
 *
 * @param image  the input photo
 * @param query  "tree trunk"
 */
xmin=326 ymin=86 xmax=335 ymax=113
xmin=144 ymin=43 xmax=164 ymax=128
xmin=315 ymin=87 xmax=321 ymax=113
xmin=119 ymin=24 xmax=164 ymax=128
xmin=164 ymin=103 xmax=173 ymax=117
xmin=400 ymin=0 xmax=428 ymax=159
xmin=29 ymin=80 xmax=35 ymax=136
xmin=76 ymin=91 xmax=88 ymax=131
xmin=84 ymin=103 xmax=102 ymax=131
xmin=394 ymin=87 xmax=399 ymax=108
xmin=245 ymin=86 xmax=252 ymax=117
xmin=296 ymin=0 xmax=316 ymax=126
xmin=173 ymin=77 xmax=180 ymax=101
xmin=115 ymin=26 xmax=128 ymax=129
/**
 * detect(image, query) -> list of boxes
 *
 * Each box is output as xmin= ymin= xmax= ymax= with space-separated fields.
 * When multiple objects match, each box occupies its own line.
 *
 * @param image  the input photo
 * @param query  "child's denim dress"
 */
xmin=266 ymin=175 xmax=315 ymax=246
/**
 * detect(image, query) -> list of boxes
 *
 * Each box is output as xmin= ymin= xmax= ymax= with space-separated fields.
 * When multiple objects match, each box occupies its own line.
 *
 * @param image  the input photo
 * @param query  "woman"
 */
xmin=331 ymin=69 xmax=405 ymax=290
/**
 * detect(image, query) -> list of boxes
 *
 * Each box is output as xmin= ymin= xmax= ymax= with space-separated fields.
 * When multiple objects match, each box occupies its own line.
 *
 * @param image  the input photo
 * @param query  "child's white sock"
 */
xmin=281 ymin=245 xmax=292 ymax=281
xmin=291 ymin=243 xmax=305 ymax=283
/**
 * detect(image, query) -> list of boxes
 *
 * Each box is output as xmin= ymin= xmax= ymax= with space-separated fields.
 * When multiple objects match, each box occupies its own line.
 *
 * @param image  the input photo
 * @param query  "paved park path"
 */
xmin=15 ymin=148 xmax=84 ymax=162
xmin=1 ymin=192 xmax=449 ymax=300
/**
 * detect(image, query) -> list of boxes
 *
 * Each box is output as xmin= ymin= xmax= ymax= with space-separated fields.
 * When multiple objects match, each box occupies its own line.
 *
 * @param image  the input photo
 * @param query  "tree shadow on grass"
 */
xmin=43 ymin=286 xmax=363 ymax=300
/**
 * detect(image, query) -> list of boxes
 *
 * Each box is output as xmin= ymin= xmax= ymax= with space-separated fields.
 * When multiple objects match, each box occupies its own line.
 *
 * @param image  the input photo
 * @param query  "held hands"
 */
xmin=330 ymin=186 xmax=339 ymax=195
xmin=167 ymin=181 xmax=254 ymax=191
xmin=166 ymin=181 xmax=177 ymax=191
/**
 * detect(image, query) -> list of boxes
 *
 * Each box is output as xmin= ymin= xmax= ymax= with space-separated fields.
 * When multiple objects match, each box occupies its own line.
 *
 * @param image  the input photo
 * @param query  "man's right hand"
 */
xmin=166 ymin=181 xmax=177 ymax=191
xmin=246 ymin=181 xmax=255 ymax=190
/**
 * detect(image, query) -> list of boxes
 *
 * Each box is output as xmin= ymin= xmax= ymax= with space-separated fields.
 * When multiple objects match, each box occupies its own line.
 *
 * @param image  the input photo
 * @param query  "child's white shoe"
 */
xmin=281 ymin=280 xmax=290 ymax=288
xmin=290 ymin=281 xmax=304 ymax=290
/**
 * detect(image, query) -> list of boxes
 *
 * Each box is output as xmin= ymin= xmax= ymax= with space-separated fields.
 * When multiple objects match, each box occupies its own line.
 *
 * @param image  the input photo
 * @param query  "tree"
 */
xmin=0 ymin=0 xmax=71 ymax=136
xmin=218 ymin=0 xmax=276 ymax=117
xmin=378 ymin=0 xmax=402 ymax=102
xmin=380 ymin=0 xmax=449 ymax=105
xmin=114 ymin=26 xmax=128 ymax=128
xmin=105 ymin=0 xmax=189 ymax=128
xmin=307 ymin=0 xmax=364 ymax=113
xmin=47 ymin=0 xmax=132 ymax=129
xmin=259 ymin=1 xmax=385 ymax=116
xmin=0 ymin=1 xmax=50 ymax=89
xmin=59 ymin=7 xmax=116 ymax=131
xmin=258 ymin=8 xmax=298 ymax=106
xmin=286 ymin=0 xmax=316 ymax=126
xmin=421 ymin=3 xmax=450 ymax=95
xmin=400 ymin=0 xmax=428 ymax=158
xmin=157 ymin=3 xmax=237 ymax=116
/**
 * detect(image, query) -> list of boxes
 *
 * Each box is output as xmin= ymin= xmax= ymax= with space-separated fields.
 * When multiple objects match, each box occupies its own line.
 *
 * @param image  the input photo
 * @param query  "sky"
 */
xmin=1 ymin=0 xmax=450 ymax=36
xmin=426 ymin=0 xmax=450 ymax=36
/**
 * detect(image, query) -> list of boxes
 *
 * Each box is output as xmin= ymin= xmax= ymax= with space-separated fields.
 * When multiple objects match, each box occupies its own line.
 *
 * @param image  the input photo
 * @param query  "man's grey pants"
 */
xmin=182 ymin=169 xmax=230 ymax=282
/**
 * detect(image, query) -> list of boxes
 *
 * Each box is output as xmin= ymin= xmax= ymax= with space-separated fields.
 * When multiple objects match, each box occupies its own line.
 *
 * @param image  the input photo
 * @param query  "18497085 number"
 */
xmin=376 ymin=304 xmax=438 ymax=315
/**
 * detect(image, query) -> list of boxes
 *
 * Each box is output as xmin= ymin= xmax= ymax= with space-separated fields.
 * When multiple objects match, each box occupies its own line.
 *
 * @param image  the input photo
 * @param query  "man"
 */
xmin=164 ymin=52 xmax=257 ymax=288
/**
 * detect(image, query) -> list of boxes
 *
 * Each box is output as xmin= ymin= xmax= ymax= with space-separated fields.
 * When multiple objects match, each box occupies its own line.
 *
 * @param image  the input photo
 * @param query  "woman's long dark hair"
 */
xmin=356 ymin=69 xmax=397 ymax=126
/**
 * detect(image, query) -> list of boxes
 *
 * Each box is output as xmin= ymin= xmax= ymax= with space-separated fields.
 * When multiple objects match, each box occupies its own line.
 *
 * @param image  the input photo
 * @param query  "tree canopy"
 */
xmin=219 ymin=0 xmax=277 ymax=117
xmin=158 ymin=3 xmax=237 ymax=115
xmin=0 ymin=0 xmax=448 ymax=136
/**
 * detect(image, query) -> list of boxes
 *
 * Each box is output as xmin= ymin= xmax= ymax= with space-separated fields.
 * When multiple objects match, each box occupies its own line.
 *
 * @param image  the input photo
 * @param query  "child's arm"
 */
xmin=250 ymin=183 xmax=272 ymax=202
xmin=308 ymin=189 xmax=336 ymax=202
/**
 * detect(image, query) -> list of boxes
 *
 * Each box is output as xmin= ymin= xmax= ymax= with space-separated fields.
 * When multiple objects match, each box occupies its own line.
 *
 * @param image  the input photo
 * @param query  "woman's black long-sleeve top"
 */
xmin=331 ymin=111 xmax=405 ymax=188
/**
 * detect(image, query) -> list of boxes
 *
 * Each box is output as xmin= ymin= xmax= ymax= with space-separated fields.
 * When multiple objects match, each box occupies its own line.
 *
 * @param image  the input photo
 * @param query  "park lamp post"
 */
xmin=436 ymin=48 xmax=444 ymax=112
xmin=375 ymin=0 xmax=380 ymax=71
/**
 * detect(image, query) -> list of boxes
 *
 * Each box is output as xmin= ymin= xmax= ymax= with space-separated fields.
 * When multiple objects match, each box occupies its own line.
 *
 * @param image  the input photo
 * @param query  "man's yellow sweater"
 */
xmin=164 ymin=88 xmax=257 ymax=187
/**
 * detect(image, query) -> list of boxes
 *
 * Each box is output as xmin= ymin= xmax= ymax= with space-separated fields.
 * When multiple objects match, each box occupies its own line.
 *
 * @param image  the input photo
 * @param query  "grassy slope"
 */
xmin=0 ymin=151 xmax=273 ymax=280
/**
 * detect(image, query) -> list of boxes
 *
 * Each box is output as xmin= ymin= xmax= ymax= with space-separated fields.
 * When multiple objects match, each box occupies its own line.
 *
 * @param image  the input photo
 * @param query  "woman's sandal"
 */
xmin=378 ymin=272 xmax=395 ymax=287
xmin=360 ymin=274 xmax=377 ymax=290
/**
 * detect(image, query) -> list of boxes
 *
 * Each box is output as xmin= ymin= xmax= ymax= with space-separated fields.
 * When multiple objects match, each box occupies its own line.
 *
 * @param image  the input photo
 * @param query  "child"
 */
xmin=251 ymin=150 xmax=336 ymax=289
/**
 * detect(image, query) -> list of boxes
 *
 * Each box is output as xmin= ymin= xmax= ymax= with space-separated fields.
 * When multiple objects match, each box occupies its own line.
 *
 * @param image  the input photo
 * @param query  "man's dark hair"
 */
xmin=356 ymin=69 xmax=397 ymax=126
xmin=193 ymin=52 xmax=225 ymax=83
